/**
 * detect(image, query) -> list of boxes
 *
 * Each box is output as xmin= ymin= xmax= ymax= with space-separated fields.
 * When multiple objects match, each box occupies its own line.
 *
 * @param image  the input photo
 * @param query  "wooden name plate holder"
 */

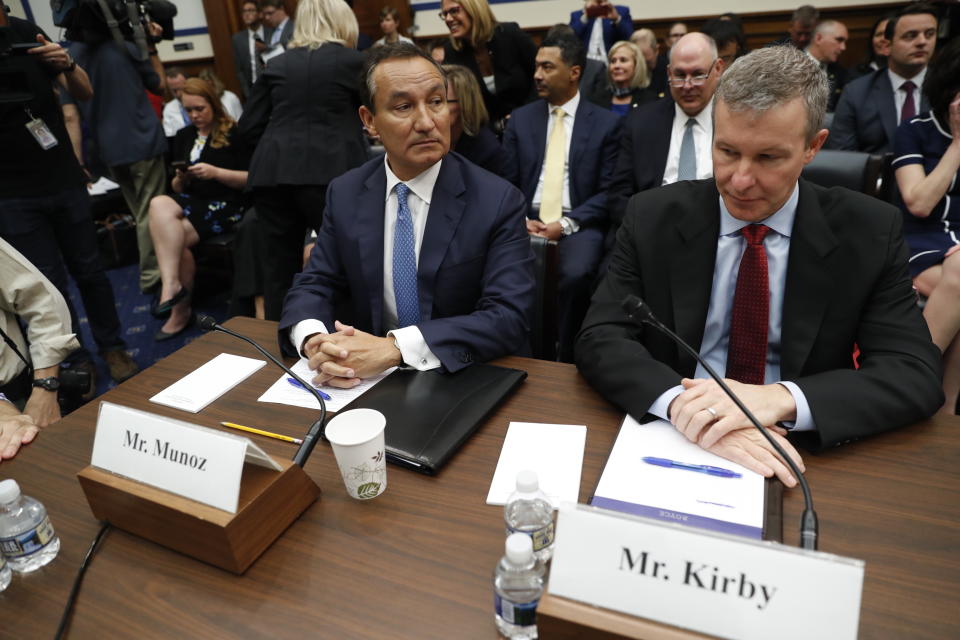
xmin=537 ymin=593 xmax=714 ymax=640
xmin=78 ymin=459 xmax=320 ymax=574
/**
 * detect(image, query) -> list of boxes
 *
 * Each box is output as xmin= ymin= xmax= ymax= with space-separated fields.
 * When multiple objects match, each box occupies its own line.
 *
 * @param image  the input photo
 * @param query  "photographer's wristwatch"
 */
xmin=32 ymin=377 xmax=61 ymax=392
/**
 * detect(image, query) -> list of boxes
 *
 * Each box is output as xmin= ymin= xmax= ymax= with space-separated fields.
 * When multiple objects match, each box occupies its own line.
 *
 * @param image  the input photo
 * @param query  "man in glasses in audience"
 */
xmin=607 ymin=33 xmax=724 ymax=241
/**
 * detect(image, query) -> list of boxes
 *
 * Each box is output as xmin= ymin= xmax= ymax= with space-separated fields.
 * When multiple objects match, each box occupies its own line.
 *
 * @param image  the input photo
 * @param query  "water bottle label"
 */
xmin=494 ymin=593 xmax=539 ymax=626
xmin=507 ymin=521 xmax=555 ymax=552
xmin=0 ymin=515 xmax=56 ymax=558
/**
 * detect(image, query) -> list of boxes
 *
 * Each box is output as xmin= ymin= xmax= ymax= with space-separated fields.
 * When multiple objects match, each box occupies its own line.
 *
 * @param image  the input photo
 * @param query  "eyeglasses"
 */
xmin=439 ymin=6 xmax=461 ymax=20
xmin=667 ymin=59 xmax=718 ymax=87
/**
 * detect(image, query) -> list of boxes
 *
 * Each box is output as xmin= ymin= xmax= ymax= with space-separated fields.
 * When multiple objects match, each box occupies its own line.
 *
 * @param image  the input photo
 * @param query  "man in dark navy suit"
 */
xmin=280 ymin=43 xmax=534 ymax=387
xmin=569 ymin=0 xmax=633 ymax=64
xmin=502 ymin=31 xmax=620 ymax=361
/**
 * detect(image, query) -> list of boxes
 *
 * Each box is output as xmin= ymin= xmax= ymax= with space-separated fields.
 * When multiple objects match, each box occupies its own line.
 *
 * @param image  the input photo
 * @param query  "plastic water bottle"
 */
xmin=0 ymin=479 xmax=60 ymax=573
xmin=0 ymin=554 xmax=11 ymax=592
xmin=493 ymin=533 xmax=545 ymax=639
xmin=504 ymin=470 xmax=555 ymax=562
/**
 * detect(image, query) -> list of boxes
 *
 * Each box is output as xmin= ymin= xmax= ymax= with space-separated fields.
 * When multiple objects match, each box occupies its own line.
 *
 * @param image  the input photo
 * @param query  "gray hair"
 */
xmin=814 ymin=19 xmax=843 ymax=36
xmin=715 ymin=46 xmax=828 ymax=143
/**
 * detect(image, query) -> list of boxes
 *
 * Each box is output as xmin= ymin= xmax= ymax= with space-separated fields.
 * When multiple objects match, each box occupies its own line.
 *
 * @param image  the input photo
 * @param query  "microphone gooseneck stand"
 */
xmin=197 ymin=315 xmax=326 ymax=467
xmin=621 ymin=295 xmax=818 ymax=550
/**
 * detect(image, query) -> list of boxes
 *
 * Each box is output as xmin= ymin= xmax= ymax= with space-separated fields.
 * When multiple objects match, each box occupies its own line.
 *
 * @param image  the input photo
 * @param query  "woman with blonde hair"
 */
xmin=148 ymin=78 xmax=250 ymax=339
xmin=239 ymin=0 xmax=368 ymax=320
xmin=439 ymin=0 xmax=536 ymax=124
xmin=443 ymin=64 xmax=503 ymax=176
xmin=590 ymin=40 xmax=656 ymax=115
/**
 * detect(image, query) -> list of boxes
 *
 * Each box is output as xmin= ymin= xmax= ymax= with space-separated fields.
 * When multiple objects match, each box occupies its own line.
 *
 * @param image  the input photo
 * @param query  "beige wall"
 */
xmin=415 ymin=0 xmax=903 ymax=38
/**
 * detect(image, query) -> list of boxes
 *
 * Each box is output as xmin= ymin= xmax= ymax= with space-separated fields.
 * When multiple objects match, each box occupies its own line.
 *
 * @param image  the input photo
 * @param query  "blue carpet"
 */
xmin=65 ymin=264 xmax=230 ymax=398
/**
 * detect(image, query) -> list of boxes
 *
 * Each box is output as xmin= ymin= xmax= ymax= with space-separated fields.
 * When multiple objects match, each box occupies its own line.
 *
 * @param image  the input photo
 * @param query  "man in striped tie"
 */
xmin=576 ymin=46 xmax=942 ymax=483
xmin=279 ymin=43 xmax=535 ymax=387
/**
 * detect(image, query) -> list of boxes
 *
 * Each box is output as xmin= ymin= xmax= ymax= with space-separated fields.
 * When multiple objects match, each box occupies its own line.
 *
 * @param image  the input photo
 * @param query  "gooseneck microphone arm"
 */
xmin=621 ymin=295 xmax=818 ymax=550
xmin=197 ymin=316 xmax=326 ymax=467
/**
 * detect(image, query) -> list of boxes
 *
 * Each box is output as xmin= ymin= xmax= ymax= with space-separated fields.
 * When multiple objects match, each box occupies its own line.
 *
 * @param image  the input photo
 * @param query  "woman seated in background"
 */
xmin=850 ymin=14 xmax=892 ymax=79
xmin=374 ymin=6 xmax=413 ymax=46
xmin=893 ymin=38 xmax=960 ymax=414
xmin=148 ymin=78 xmax=250 ymax=341
xmin=443 ymin=64 xmax=503 ymax=176
xmin=440 ymin=0 xmax=537 ymax=126
xmin=198 ymin=68 xmax=243 ymax=122
xmin=590 ymin=40 xmax=656 ymax=116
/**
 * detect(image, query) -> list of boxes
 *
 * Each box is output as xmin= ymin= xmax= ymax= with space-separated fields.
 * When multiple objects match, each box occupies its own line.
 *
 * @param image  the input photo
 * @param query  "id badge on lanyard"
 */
xmin=24 ymin=107 xmax=58 ymax=150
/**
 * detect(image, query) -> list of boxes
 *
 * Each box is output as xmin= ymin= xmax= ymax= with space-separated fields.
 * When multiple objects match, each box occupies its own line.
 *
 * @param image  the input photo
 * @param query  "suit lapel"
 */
xmin=875 ymin=72 xmax=898 ymax=146
xmin=418 ymin=156 xmax=467 ymax=321
xmin=652 ymin=99 xmax=675 ymax=185
xmin=780 ymin=180 xmax=838 ymax=379
xmin=358 ymin=167 xmax=387 ymax=335
xmin=568 ymin=101 xmax=595 ymax=205
xmin=528 ymin=102 xmax=549 ymax=202
xmin=670 ymin=185 xmax=719 ymax=374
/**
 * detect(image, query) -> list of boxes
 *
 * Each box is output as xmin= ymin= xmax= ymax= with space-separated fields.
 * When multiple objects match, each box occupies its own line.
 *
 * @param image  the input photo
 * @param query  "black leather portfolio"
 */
xmin=331 ymin=364 xmax=527 ymax=474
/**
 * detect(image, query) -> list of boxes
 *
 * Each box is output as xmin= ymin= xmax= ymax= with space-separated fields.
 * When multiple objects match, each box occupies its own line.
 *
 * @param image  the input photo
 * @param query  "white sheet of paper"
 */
xmin=257 ymin=358 xmax=395 ymax=412
xmin=149 ymin=353 xmax=266 ymax=413
xmin=486 ymin=422 xmax=587 ymax=507
xmin=594 ymin=416 xmax=764 ymax=529
xmin=87 ymin=176 xmax=120 ymax=196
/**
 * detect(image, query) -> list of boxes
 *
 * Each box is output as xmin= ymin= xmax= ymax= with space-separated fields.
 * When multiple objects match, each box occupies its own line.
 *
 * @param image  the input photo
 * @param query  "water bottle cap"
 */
xmin=0 ymin=479 xmax=21 ymax=504
xmin=516 ymin=469 xmax=539 ymax=493
xmin=505 ymin=532 xmax=533 ymax=565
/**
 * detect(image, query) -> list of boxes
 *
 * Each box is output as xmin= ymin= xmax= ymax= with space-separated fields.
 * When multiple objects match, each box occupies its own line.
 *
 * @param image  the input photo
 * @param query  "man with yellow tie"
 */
xmin=502 ymin=28 xmax=621 ymax=361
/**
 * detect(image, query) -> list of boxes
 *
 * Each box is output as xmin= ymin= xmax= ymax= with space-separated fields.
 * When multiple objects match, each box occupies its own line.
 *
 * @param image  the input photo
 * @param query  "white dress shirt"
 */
xmin=162 ymin=99 xmax=188 ymax=137
xmin=247 ymin=25 xmax=265 ymax=84
xmin=532 ymin=91 xmax=579 ymax=214
xmin=586 ymin=18 xmax=607 ymax=64
xmin=290 ymin=157 xmax=443 ymax=372
xmin=662 ymin=98 xmax=714 ymax=185
xmin=889 ymin=67 xmax=927 ymax=125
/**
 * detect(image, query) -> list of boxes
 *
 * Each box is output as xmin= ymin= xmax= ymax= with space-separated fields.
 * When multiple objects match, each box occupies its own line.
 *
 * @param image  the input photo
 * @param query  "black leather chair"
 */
xmin=801 ymin=150 xmax=885 ymax=198
xmin=529 ymin=235 xmax=559 ymax=361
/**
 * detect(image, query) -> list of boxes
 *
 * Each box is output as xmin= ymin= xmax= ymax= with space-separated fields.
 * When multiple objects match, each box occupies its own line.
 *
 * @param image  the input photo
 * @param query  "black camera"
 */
xmin=51 ymin=0 xmax=178 ymax=46
xmin=58 ymin=367 xmax=92 ymax=395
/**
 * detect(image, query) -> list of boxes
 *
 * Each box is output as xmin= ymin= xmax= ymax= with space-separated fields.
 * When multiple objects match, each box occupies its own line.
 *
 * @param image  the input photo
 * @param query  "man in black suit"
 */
xmin=232 ymin=0 xmax=273 ymax=99
xmin=828 ymin=3 xmax=937 ymax=152
xmin=280 ymin=43 xmax=534 ymax=386
xmin=261 ymin=0 xmax=294 ymax=50
xmin=576 ymin=46 xmax=942 ymax=483
xmin=608 ymin=33 xmax=725 ymax=232
xmin=804 ymin=19 xmax=849 ymax=112
xmin=502 ymin=31 xmax=620 ymax=361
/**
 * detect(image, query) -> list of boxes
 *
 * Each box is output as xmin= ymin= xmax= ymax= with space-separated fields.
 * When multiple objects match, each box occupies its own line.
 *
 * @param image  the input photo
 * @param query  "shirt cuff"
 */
xmin=648 ymin=385 xmax=684 ymax=422
xmin=777 ymin=381 xmax=815 ymax=432
xmin=388 ymin=326 xmax=441 ymax=371
xmin=290 ymin=319 xmax=328 ymax=357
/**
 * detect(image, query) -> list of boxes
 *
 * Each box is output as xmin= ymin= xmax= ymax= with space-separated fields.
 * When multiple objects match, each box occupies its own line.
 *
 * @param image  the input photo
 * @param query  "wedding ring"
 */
xmin=705 ymin=407 xmax=718 ymax=419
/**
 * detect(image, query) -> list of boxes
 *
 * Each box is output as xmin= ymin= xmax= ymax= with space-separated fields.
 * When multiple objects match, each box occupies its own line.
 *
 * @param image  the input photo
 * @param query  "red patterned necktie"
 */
xmin=726 ymin=224 xmax=770 ymax=385
xmin=900 ymin=80 xmax=916 ymax=124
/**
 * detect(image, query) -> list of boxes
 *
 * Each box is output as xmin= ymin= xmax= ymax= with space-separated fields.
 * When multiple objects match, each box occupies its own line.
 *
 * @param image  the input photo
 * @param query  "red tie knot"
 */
xmin=902 ymin=80 xmax=916 ymax=94
xmin=741 ymin=224 xmax=770 ymax=245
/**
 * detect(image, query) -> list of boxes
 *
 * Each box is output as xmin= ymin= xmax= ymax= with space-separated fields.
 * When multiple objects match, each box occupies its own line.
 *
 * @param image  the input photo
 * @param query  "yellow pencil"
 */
xmin=220 ymin=421 xmax=303 ymax=445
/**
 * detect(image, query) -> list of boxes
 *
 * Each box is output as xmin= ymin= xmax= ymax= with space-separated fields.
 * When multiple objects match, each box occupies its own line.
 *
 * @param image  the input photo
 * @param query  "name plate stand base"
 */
xmin=537 ymin=592 xmax=716 ymax=640
xmin=78 ymin=458 xmax=320 ymax=574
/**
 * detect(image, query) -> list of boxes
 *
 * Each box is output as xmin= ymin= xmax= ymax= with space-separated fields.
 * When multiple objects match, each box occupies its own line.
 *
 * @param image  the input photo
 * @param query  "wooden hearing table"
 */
xmin=2 ymin=317 xmax=958 ymax=639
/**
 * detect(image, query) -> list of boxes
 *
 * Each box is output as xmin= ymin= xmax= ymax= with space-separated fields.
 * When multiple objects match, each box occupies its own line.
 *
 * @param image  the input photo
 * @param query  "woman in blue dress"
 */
xmin=893 ymin=38 xmax=960 ymax=414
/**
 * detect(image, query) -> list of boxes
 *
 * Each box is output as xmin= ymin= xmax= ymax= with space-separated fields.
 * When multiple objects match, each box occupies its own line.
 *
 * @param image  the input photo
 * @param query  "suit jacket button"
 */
xmin=459 ymin=352 xmax=472 ymax=363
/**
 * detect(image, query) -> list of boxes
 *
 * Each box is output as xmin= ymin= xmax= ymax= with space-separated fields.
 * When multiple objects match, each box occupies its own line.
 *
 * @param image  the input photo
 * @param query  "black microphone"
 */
xmin=197 ymin=315 xmax=326 ymax=468
xmin=621 ymin=295 xmax=818 ymax=550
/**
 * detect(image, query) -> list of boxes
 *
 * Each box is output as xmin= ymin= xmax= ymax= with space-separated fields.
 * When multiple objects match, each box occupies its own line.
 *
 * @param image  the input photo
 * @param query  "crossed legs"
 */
xmin=148 ymin=195 xmax=199 ymax=335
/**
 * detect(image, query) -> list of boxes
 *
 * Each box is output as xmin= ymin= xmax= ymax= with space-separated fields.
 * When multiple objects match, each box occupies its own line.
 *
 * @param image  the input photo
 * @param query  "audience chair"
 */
xmin=802 ymin=150 xmax=885 ymax=198
xmin=529 ymin=235 xmax=559 ymax=361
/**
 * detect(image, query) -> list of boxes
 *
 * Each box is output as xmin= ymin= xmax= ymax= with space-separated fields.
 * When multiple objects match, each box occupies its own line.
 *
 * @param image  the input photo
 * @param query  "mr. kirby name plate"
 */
xmin=548 ymin=504 xmax=864 ymax=640
xmin=91 ymin=402 xmax=281 ymax=513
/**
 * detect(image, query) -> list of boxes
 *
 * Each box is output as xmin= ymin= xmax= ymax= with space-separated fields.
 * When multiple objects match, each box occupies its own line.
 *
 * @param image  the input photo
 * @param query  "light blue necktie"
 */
xmin=393 ymin=183 xmax=420 ymax=328
xmin=677 ymin=118 xmax=697 ymax=181
xmin=180 ymin=103 xmax=190 ymax=126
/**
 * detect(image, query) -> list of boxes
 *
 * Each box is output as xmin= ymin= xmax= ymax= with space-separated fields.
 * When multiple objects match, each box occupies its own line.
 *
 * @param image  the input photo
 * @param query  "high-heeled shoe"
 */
xmin=154 ymin=313 xmax=195 ymax=342
xmin=152 ymin=286 xmax=190 ymax=319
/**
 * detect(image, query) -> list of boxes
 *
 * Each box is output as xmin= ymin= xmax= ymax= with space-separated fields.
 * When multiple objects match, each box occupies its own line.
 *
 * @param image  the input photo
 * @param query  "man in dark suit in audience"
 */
xmin=608 ymin=33 xmax=725 ymax=231
xmin=576 ymin=46 xmax=942 ymax=484
xmin=280 ymin=43 xmax=534 ymax=386
xmin=260 ymin=0 xmax=294 ymax=50
xmin=570 ymin=0 xmax=633 ymax=64
xmin=769 ymin=4 xmax=818 ymax=49
xmin=502 ymin=31 xmax=620 ymax=362
xmin=232 ymin=0 xmax=273 ymax=99
xmin=828 ymin=3 xmax=937 ymax=152
xmin=804 ymin=19 xmax=849 ymax=112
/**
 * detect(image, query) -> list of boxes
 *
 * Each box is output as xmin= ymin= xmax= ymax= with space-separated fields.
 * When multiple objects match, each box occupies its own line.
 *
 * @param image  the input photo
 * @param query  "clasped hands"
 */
xmin=303 ymin=321 xmax=402 ymax=388
xmin=668 ymin=378 xmax=805 ymax=487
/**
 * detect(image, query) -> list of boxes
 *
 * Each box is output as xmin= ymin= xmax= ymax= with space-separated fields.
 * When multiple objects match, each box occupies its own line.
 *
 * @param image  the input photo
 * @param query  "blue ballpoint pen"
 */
xmin=286 ymin=377 xmax=332 ymax=401
xmin=642 ymin=456 xmax=742 ymax=478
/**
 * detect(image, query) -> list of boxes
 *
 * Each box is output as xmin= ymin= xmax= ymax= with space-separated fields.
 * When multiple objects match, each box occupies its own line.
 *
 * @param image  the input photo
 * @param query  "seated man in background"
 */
xmin=804 ymin=19 xmax=849 ymax=112
xmin=576 ymin=46 xmax=942 ymax=484
xmin=280 ymin=43 xmax=534 ymax=386
xmin=770 ymin=4 xmax=818 ymax=49
xmin=0 ymin=238 xmax=80 ymax=461
xmin=162 ymin=67 xmax=189 ymax=138
xmin=502 ymin=30 xmax=620 ymax=362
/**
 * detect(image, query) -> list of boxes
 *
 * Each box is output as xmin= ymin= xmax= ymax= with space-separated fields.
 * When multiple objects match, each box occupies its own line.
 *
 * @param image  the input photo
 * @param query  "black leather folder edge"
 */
xmin=328 ymin=364 xmax=528 ymax=474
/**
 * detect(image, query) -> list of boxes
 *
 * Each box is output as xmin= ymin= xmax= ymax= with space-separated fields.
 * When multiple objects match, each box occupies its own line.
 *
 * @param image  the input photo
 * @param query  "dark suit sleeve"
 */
xmin=574 ymin=200 xmax=684 ymax=416
xmin=569 ymin=11 xmax=589 ymax=39
xmin=607 ymin=116 xmax=639 ymax=227
xmin=500 ymin=116 xmax=523 ymax=196
xmin=791 ymin=211 xmax=943 ymax=449
xmin=238 ymin=73 xmax=273 ymax=149
xmin=826 ymin=87 xmax=859 ymax=150
xmin=232 ymin=34 xmax=248 ymax=95
xmin=569 ymin=114 xmax=621 ymax=227
xmin=614 ymin=7 xmax=634 ymax=40
xmin=418 ymin=186 xmax=535 ymax=372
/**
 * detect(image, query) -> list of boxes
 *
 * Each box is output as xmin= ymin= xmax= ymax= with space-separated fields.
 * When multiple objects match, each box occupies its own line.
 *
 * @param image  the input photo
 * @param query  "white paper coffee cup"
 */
xmin=325 ymin=409 xmax=387 ymax=500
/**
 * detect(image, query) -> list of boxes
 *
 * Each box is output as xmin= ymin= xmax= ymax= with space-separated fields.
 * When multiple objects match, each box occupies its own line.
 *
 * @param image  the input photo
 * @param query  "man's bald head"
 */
xmin=668 ymin=33 xmax=723 ymax=116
